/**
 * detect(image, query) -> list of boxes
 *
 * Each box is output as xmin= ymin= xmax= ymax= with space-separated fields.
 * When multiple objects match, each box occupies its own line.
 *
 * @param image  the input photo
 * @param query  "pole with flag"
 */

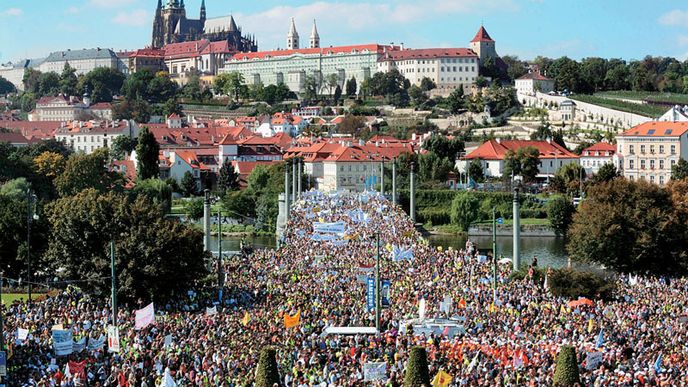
xmin=654 ymin=353 xmax=662 ymax=374
xmin=595 ymin=329 xmax=604 ymax=349
xmin=375 ymin=233 xmax=381 ymax=335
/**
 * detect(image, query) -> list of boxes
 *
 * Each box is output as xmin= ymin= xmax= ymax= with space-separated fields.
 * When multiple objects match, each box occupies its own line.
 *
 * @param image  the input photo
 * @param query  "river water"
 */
xmin=209 ymin=234 xmax=570 ymax=269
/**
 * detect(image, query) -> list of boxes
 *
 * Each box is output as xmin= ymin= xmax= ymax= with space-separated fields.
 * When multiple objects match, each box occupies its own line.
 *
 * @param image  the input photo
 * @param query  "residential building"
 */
xmin=580 ymin=142 xmax=617 ymax=175
xmin=55 ymin=120 xmax=137 ymax=154
xmin=515 ymin=69 xmax=555 ymax=95
xmin=0 ymin=58 xmax=45 ymax=91
xmin=163 ymin=39 xmax=235 ymax=85
xmin=38 ymin=48 xmax=120 ymax=76
xmin=29 ymin=95 xmax=113 ymax=122
xmin=559 ymin=99 xmax=577 ymax=122
xmin=255 ymin=113 xmax=308 ymax=137
xmin=127 ymin=48 xmax=166 ymax=74
xmin=658 ymin=105 xmax=688 ymax=122
xmin=377 ymin=48 xmax=479 ymax=95
xmin=458 ymin=139 xmax=579 ymax=179
xmin=151 ymin=0 xmax=257 ymax=52
xmin=0 ymin=131 xmax=31 ymax=147
xmin=616 ymin=121 xmax=688 ymax=185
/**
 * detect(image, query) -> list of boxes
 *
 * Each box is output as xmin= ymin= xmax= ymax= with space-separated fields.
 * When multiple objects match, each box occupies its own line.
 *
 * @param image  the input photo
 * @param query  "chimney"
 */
xmin=400 ymin=42 xmax=404 ymax=51
xmin=495 ymin=138 xmax=501 ymax=144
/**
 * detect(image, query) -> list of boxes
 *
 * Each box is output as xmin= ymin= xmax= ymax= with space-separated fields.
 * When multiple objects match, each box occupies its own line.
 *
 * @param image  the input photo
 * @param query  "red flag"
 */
xmin=68 ymin=360 xmax=87 ymax=380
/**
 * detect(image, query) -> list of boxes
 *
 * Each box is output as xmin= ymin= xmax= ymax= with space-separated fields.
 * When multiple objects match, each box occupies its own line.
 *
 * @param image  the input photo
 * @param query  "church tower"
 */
xmin=200 ymin=0 xmax=206 ymax=24
xmin=152 ymin=0 xmax=164 ymax=48
xmin=309 ymin=19 xmax=320 ymax=48
xmin=469 ymin=25 xmax=497 ymax=64
xmin=287 ymin=17 xmax=299 ymax=50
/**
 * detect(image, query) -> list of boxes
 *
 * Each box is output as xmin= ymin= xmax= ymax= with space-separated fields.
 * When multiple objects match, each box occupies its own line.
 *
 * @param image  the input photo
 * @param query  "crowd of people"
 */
xmin=3 ymin=190 xmax=688 ymax=386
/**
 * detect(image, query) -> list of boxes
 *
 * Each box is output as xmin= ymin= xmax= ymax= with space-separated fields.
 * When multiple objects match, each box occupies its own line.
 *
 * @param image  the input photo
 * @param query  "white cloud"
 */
xmin=235 ymin=0 xmax=516 ymax=50
xmin=1 ymin=8 xmax=23 ymax=16
xmin=659 ymin=9 xmax=688 ymax=26
xmin=65 ymin=6 xmax=80 ymax=14
xmin=112 ymin=9 xmax=149 ymax=27
xmin=89 ymin=0 xmax=135 ymax=8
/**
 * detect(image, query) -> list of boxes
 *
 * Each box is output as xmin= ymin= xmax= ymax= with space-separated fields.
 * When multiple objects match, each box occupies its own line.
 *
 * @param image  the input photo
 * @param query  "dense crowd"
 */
xmin=4 ymin=190 xmax=688 ymax=386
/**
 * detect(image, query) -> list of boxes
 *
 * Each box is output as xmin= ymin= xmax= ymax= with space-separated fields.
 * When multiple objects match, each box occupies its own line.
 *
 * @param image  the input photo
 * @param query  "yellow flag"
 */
xmin=385 ymin=243 xmax=393 ymax=252
xmin=284 ymin=311 xmax=301 ymax=328
xmin=241 ymin=311 xmax=251 ymax=326
xmin=559 ymin=304 xmax=567 ymax=315
xmin=587 ymin=318 xmax=594 ymax=333
xmin=488 ymin=303 xmax=497 ymax=313
xmin=432 ymin=370 xmax=452 ymax=387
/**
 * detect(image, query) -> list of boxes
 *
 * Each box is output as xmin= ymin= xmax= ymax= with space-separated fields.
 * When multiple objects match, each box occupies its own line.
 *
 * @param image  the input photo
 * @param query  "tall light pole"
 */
xmin=110 ymin=240 xmax=117 ymax=326
xmin=26 ymin=189 xmax=36 ymax=305
xmin=297 ymin=158 xmax=303 ymax=198
xmin=0 ymin=276 xmax=4 ymax=351
xmin=284 ymin=160 xmax=290 ymax=223
xmin=217 ymin=209 xmax=224 ymax=305
xmin=512 ymin=186 xmax=521 ymax=272
xmin=410 ymin=161 xmax=416 ymax=223
xmin=492 ymin=207 xmax=497 ymax=302
xmin=203 ymin=189 xmax=211 ymax=252
xmin=380 ymin=157 xmax=385 ymax=196
xmin=375 ymin=233 xmax=381 ymax=334
xmin=292 ymin=157 xmax=298 ymax=203
xmin=392 ymin=157 xmax=397 ymax=205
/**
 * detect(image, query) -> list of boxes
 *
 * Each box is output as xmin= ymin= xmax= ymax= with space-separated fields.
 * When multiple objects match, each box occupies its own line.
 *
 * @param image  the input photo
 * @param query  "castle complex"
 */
xmin=151 ymin=0 xmax=257 ymax=52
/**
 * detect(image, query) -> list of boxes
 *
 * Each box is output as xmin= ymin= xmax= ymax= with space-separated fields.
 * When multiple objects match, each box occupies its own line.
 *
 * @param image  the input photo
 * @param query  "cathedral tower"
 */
xmin=309 ymin=19 xmax=320 ymax=49
xmin=287 ymin=17 xmax=299 ymax=50
xmin=200 ymin=0 xmax=206 ymax=23
xmin=152 ymin=0 xmax=164 ymax=48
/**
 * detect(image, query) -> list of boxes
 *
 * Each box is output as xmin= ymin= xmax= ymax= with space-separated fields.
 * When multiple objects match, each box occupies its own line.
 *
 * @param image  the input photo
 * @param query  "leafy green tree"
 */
xmin=422 ymin=135 xmax=464 ymax=161
xmin=604 ymin=60 xmax=630 ymax=90
xmin=671 ymin=158 xmax=688 ymax=181
xmin=445 ymin=86 xmax=464 ymax=113
xmin=181 ymin=171 xmax=198 ymax=197
xmin=184 ymin=197 xmax=204 ymax=221
xmin=33 ymin=151 xmax=66 ymax=181
xmin=222 ymin=189 xmax=256 ymax=219
xmin=553 ymin=345 xmax=580 ymax=386
xmin=501 ymin=55 xmax=527 ymax=82
xmin=136 ymin=126 xmax=160 ymax=180
xmin=55 ymin=149 xmax=123 ymax=197
xmin=214 ymin=72 xmax=247 ymax=101
xmin=110 ymin=135 xmax=137 ymax=160
xmin=503 ymin=147 xmax=540 ymax=182
xmin=475 ymin=76 xmax=488 ymax=88
xmin=345 ymin=77 xmax=357 ymax=97
xmin=0 ymin=177 xmax=31 ymax=200
xmin=0 ymin=191 xmax=48 ymax=279
xmin=44 ymin=189 xmax=208 ymax=303
xmin=0 ymin=75 xmax=15 ymax=94
xmin=325 ymin=73 xmax=338 ymax=97
xmin=451 ymin=191 xmax=479 ymax=231
xmin=132 ymin=178 xmax=172 ymax=214
xmin=551 ymin=162 xmax=585 ymax=196
xmin=404 ymin=347 xmax=431 ymax=387
xmin=567 ymin=179 xmax=685 ymax=274
xmin=419 ymin=77 xmax=436 ymax=92
xmin=547 ymin=195 xmax=575 ymax=237
xmin=122 ymin=69 xmax=154 ymax=101
xmin=113 ymin=99 xmax=151 ymax=123
xmin=23 ymin=68 xmax=41 ymax=94
xmin=468 ymin=158 xmax=484 ymax=183
xmin=181 ymin=72 xmax=203 ymax=101
xmin=367 ymin=70 xmax=410 ymax=107
xmin=59 ymin=63 xmax=78 ymax=97
xmin=78 ymin=67 xmax=125 ymax=103
xmin=302 ymin=75 xmax=318 ymax=102
xmin=20 ymin=92 xmax=36 ymax=112
xmin=408 ymin=85 xmax=427 ymax=107
xmin=147 ymin=73 xmax=177 ymax=103
xmin=217 ymin=159 xmax=240 ymax=193
xmin=254 ymin=347 xmax=280 ymax=387
xmin=591 ymin=163 xmax=619 ymax=185
xmin=161 ymin=98 xmax=184 ymax=117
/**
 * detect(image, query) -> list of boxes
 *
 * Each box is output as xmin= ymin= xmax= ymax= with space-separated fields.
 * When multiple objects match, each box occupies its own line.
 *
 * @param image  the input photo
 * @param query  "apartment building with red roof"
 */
xmin=580 ymin=142 xmax=618 ymax=175
xmin=616 ymin=121 xmax=688 ymax=185
xmin=515 ymin=68 xmax=555 ymax=95
xmin=460 ymin=138 xmax=579 ymax=180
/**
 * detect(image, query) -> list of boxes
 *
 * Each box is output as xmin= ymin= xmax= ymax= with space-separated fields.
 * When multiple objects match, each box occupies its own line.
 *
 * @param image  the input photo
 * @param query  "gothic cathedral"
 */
xmin=151 ymin=0 xmax=257 ymax=52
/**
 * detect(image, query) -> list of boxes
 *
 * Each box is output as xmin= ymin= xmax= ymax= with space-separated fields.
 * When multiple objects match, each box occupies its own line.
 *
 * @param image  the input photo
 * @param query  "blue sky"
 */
xmin=2 ymin=0 xmax=688 ymax=63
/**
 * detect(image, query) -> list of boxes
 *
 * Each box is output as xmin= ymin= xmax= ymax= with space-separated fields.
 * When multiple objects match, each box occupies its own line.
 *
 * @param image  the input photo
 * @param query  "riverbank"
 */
xmin=422 ymin=220 xmax=556 ymax=237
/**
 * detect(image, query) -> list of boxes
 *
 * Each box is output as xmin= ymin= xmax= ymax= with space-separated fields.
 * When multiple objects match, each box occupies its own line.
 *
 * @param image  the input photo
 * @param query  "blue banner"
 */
xmin=381 ymin=280 xmax=391 ymax=308
xmin=366 ymin=277 xmax=376 ymax=312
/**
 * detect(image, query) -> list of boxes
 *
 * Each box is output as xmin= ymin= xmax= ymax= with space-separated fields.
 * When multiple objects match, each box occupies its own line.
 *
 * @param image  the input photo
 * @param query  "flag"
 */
xmin=467 ymin=351 xmax=479 ymax=372
xmin=431 ymin=370 xmax=452 ymax=387
xmin=654 ymin=353 xmax=662 ymax=374
xmin=587 ymin=319 xmax=594 ymax=334
xmin=241 ymin=311 xmax=251 ymax=326
xmin=107 ymin=326 xmax=120 ymax=353
xmin=284 ymin=311 xmax=301 ymax=328
xmin=135 ymin=302 xmax=155 ymax=330
xmin=205 ymin=306 xmax=217 ymax=316
xmin=163 ymin=367 xmax=177 ymax=387
xmin=418 ymin=299 xmax=426 ymax=320
xmin=68 ymin=360 xmax=87 ymax=381
xmin=432 ymin=271 xmax=440 ymax=283
xmin=457 ymin=298 xmax=467 ymax=309
xmin=595 ymin=329 xmax=604 ymax=349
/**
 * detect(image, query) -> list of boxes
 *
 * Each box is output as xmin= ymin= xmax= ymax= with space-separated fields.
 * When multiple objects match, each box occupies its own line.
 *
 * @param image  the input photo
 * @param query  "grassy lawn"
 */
xmin=2 ymin=293 xmax=30 ymax=305
xmin=571 ymin=94 xmax=665 ymax=117
xmin=595 ymin=91 xmax=688 ymax=105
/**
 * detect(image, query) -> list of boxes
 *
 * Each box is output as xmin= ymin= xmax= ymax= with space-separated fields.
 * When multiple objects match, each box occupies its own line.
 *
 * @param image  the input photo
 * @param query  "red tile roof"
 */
xmin=0 ymin=131 xmax=29 ymax=144
xmin=0 ymin=120 xmax=61 ymax=139
xmin=130 ymin=48 xmax=165 ymax=58
xmin=470 ymin=26 xmax=494 ymax=43
xmin=517 ymin=71 xmax=553 ymax=81
xmin=164 ymin=39 xmax=210 ymax=59
xmin=200 ymin=40 xmax=234 ymax=55
xmin=582 ymin=142 xmax=616 ymax=155
xmin=231 ymin=44 xmax=393 ymax=61
xmin=286 ymin=140 xmax=414 ymax=163
xmin=618 ymin=121 xmax=688 ymax=137
xmin=89 ymin=102 xmax=112 ymax=110
xmin=380 ymin=48 xmax=477 ymax=61
xmin=111 ymin=159 xmax=136 ymax=189
xmin=465 ymin=139 xmax=577 ymax=160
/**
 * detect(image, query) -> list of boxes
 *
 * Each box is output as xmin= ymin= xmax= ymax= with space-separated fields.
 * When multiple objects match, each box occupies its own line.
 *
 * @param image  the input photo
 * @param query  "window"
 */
xmin=659 ymin=145 xmax=664 ymax=154
xmin=650 ymin=145 xmax=655 ymax=154
xmin=660 ymin=175 xmax=665 ymax=185
xmin=650 ymin=175 xmax=655 ymax=183
xmin=671 ymin=160 xmax=676 ymax=167
xmin=650 ymin=160 xmax=655 ymax=169
xmin=629 ymin=145 xmax=634 ymax=154
xmin=671 ymin=145 xmax=676 ymax=155
xmin=640 ymin=160 xmax=645 ymax=169
xmin=640 ymin=145 xmax=646 ymax=154
xmin=660 ymin=160 xmax=664 ymax=169
xmin=630 ymin=175 xmax=635 ymax=181
xmin=629 ymin=160 xmax=634 ymax=169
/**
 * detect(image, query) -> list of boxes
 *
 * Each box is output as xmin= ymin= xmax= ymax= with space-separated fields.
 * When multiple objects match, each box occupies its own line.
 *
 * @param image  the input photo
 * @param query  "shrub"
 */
xmin=418 ymin=208 xmax=451 ymax=225
xmin=548 ymin=268 xmax=616 ymax=300
xmin=553 ymin=345 xmax=580 ymax=386
xmin=547 ymin=195 xmax=575 ymax=236
xmin=404 ymin=347 xmax=431 ymax=387
xmin=255 ymin=347 xmax=281 ymax=387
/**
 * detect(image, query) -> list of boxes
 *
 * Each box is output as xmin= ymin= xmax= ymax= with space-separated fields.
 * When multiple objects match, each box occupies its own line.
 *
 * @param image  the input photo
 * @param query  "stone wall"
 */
xmin=468 ymin=224 xmax=556 ymax=237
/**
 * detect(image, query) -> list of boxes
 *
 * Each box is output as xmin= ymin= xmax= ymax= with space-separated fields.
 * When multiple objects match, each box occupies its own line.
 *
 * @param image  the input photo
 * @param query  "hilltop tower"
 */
xmin=469 ymin=25 xmax=497 ymax=63
xmin=309 ymin=19 xmax=320 ymax=49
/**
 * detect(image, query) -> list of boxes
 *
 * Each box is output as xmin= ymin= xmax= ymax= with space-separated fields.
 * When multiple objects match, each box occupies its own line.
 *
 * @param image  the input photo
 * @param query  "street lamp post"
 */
xmin=392 ymin=157 xmax=397 ymax=205
xmin=492 ymin=207 xmax=497 ymax=302
xmin=217 ymin=210 xmax=224 ymax=306
xmin=375 ymin=233 xmax=381 ymax=334
xmin=110 ymin=240 xmax=117 ymax=326
xmin=26 ymin=189 xmax=37 ymax=305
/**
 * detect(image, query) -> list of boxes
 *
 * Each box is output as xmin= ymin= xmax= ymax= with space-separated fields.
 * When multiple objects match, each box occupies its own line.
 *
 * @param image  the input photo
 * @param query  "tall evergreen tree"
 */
xmin=136 ymin=126 xmax=160 ymax=180
xmin=60 ymin=62 xmax=78 ymax=97
xmin=217 ymin=159 xmax=240 ymax=193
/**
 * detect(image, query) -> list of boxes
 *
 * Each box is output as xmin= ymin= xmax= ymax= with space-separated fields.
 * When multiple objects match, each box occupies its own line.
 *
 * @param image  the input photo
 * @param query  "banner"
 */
xmin=363 ymin=362 xmax=387 ymax=381
xmin=312 ymin=221 xmax=346 ymax=234
xmin=381 ymin=280 xmax=391 ymax=308
xmin=17 ymin=328 xmax=29 ymax=341
xmin=440 ymin=296 xmax=453 ymax=314
xmin=392 ymin=245 xmax=414 ymax=262
xmin=87 ymin=335 xmax=105 ymax=351
xmin=135 ymin=302 xmax=155 ymax=330
xmin=586 ymin=351 xmax=603 ymax=370
xmin=366 ymin=277 xmax=376 ymax=312
xmin=107 ymin=326 xmax=120 ymax=353
xmin=164 ymin=335 xmax=173 ymax=348
xmin=73 ymin=337 xmax=87 ymax=353
xmin=68 ymin=360 xmax=87 ymax=381
xmin=431 ymin=370 xmax=452 ymax=387
xmin=241 ymin=311 xmax=251 ymax=326
xmin=418 ymin=299 xmax=426 ymax=320
xmin=284 ymin=311 xmax=301 ymax=328
xmin=205 ymin=306 xmax=217 ymax=316
xmin=53 ymin=330 xmax=73 ymax=356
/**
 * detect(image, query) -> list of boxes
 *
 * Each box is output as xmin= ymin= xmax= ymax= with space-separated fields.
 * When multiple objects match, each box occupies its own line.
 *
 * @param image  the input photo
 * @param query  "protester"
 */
xmin=3 ymin=190 xmax=688 ymax=386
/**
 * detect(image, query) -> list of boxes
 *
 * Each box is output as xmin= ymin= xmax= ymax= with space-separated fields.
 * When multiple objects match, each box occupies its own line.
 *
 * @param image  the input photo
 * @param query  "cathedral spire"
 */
xmin=228 ymin=15 xmax=238 ymax=32
xmin=287 ymin=17 xmax=299 ymax=50
xmin=309 ymin=19 xmax=320 ymax=48
xmin=200 ymin=0 xmax=206 ymax=21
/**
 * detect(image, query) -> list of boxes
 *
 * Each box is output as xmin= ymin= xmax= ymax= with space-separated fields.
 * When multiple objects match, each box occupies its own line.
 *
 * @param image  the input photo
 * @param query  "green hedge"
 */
xmin=417 ymin=208 xmax=451 ymax=225
xmin=548 ymin=268 xmax=616 ymax=300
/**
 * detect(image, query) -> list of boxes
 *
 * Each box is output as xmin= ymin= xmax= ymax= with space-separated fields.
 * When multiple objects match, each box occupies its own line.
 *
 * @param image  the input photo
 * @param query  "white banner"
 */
xmin=205 ymin=306 xmax=217 ymax=316
xmin=73 ymin=337 xmax=87 ymax=353
xmin=53 ymin=330 xmax=73 ymax=356
xmin=363 ymin=362 xmax=387 ymax=381
xmin=135 ymin=302 xmax=155 ymax=330
xmin=312 ymin=221 xmax=346 ymax=234
xmin=418 ymin=299 xmax=426 ymax=320
xmin=164 ymin=335 xmax=173 ymax=348
xmin=440 ymin=296 xmax=453 ymax=314
xmin=107 ymin=326 xmax=120 ymax=353
xmin=17 ymin=328 xmax=29 ymax=341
